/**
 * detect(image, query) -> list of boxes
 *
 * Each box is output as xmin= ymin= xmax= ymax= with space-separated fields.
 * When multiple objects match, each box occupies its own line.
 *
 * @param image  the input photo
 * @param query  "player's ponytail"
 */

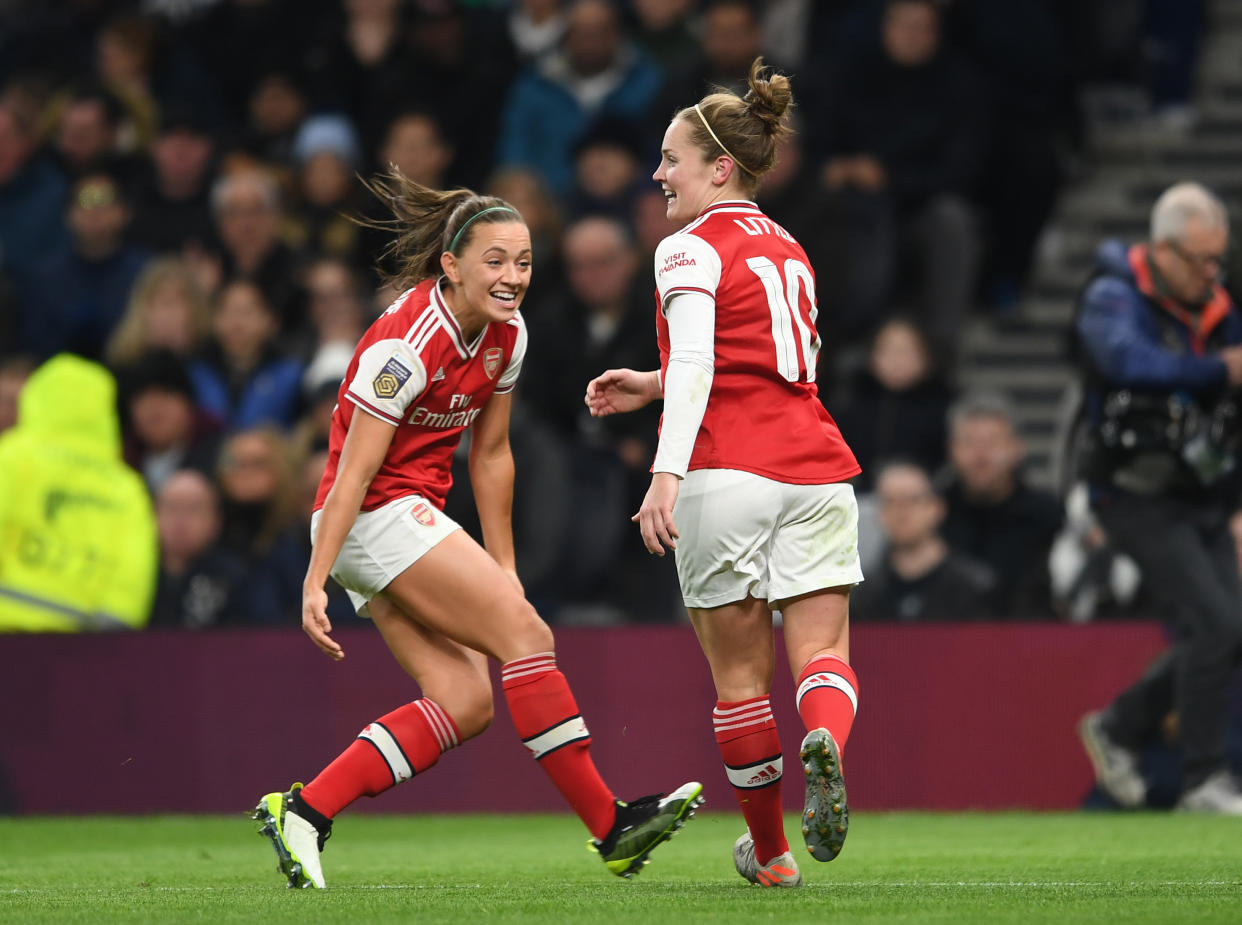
xmin=676 ymin=57 xmax=794 ymax=195
xmin=360 ymin=167 xmax=524 ymax=291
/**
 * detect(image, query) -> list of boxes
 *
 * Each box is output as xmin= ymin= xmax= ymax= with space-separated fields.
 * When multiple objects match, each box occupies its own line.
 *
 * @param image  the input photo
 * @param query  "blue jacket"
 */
xmin=188 ymin=345 xmax=305 ymax=432
xmin=1076 ymin=239 xmax=1242 ymax=498
xmin=495 ymin=46 xmax=662 ymax=195
xmin=1077 ymin=239 xmax=1241 ymax=393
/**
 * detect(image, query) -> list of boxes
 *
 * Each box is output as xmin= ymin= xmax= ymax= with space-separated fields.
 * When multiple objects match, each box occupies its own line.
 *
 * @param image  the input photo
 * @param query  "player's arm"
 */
xmin=303 ymin=410 xmax=396 ymax=660
xmin=585 ymin=368 xmax=663 ymax=417
xmin=469 ymin=390 xmax=521 ymax=591
xmin=635 ymin=290 xmax=716 ymax=555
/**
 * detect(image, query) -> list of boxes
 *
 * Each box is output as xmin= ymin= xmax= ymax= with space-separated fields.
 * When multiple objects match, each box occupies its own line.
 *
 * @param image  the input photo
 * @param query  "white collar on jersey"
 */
xmin=695 ymin=200 xmax=761 ymax=217
xmin=432 ymin=277 xmax=488 ymax=359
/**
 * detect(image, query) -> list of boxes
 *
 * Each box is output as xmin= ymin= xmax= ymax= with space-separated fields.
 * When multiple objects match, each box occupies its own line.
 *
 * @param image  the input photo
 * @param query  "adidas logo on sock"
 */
xmin=746 ymin=764 xmax=780 ymax=786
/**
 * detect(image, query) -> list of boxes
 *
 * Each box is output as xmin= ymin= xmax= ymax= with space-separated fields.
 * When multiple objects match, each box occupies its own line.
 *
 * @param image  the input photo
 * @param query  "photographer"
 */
xmin=1076 ymin=182 xmax=1242 ymax=813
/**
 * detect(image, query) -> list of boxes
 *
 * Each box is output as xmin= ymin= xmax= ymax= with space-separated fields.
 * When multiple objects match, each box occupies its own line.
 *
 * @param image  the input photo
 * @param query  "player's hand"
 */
xmin=633 ymin=471 xmax=681 ymax=556
xmin=585 ymin=369 xmax=659 ymax=417
xmin=302 ymin=585 xmax=344 ymax=661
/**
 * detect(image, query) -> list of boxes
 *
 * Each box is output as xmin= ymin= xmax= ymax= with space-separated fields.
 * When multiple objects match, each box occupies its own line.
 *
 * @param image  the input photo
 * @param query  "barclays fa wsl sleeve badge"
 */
xmin=373 ymin=355 xmax=413 ymax=399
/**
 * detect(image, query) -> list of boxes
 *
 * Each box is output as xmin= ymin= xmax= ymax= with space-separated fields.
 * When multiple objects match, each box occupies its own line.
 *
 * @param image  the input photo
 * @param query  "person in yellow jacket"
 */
xmin=0 ymin=354 xmax=157 ymax=631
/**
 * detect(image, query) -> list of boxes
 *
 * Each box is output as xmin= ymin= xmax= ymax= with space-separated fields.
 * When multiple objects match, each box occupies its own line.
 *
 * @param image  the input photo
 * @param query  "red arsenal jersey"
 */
xmin=314 ymin=278 xmax=526 ymax=512
xmin=654 ymin=200 xmax=860 ymax=484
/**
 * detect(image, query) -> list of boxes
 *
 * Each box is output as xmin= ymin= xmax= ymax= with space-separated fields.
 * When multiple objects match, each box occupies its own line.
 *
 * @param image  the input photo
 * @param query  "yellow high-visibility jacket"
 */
xmin=0 ymin=355 xmax=157 ymax=631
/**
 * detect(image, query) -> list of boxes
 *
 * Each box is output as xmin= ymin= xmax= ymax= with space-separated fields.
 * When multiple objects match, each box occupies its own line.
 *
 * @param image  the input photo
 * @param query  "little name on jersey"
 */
xmin=407 ymin=393 xmax=480 ymax=428
xmin=733 ymin=216 xmax=795 ymax=242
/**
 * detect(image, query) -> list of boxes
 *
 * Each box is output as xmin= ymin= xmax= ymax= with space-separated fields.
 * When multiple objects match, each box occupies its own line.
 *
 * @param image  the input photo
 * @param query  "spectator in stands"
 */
xmin=521 ymin=215 xmax=668 ymax=617
xmin=304 ymin=0 xmax=415 ymax=162
xmin=117 ymin=348 xmax=223 ymax=494
xmin=0 ymin=355 xmax=34 ymax=435
xmin=652 ymin=0 xmax=763 ymax=136
xmin=630 ymin=0 xmax=698 ymax=71
xmin=149 ymin=468 xmax=252 ymax=629
xmin=944 ymin=0 xmax=1067 ymax=316
xmin=378 ymin=110 xmax=455 ymax=190
xmin=209 ymin=167 xmax=303 ymax=337
xmin=0 ymin=354 xmax=157 ymax=632
xmin=301 ymin=256 xmax=372 ymax=378
xmin=105 ymin=257 xmax=212 ymax=368
xmin=214 ymin=425 xmax=306 ymax=622
xmin=127 ymin=105 xmax=217 ymax=257
xmin=50 ymin=83 xmax=135 ymax=183
xmin=938 ymin=389 xmax=1063 ymax=615
xmin=287 ymin=113 xmax=365 ymax=266
xmin=19 ymin=169 xmax=151 ymax=360
xmin=1075 ymin=182 xmax=1242 ymax=814
xmin=565 ymin=116 xmax=646 ymax=221
xmin=495 ymin=0 xmax=662 ymax=194
xmin=807 ymin=0 xmax=985 ymax=363
xmin=183 ymin=0 xmax=311 ymax=129
xmin=402 ymin=0 xmax=518 ymax=189
xmin=188 ymin=278 xmax=305 ymax=431
xmin=240 ymin=67 xmax=309 ymax=167
xmin=94 ymin=15 xmax=161 ymax=151
xmin=215 ymin=425 xmax=302 ymax=561
xmin=506 ymin=0 xmax=568 ymax=64
xmin=0 ymin=100 xmax=70 ymax=307
xmin=831 ymin=317 xmax=954 ymax=493
xmin=851 ymin=459 xmax=996 ymax=622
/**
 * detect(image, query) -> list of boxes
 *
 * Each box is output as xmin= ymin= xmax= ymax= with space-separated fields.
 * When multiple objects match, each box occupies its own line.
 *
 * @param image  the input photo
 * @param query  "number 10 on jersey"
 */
xmin=747 ymin=256 xmax=819 ymax=383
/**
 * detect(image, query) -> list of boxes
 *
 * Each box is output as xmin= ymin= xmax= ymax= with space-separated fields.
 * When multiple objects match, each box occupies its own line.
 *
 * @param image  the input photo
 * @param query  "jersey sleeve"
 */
xmin=654 ymin=233 xmax=723 ymax=314
xmin=494 ymin=313 xmax=528 ymax=394
xmin=345 ymin=337 xmax=428 ymax=425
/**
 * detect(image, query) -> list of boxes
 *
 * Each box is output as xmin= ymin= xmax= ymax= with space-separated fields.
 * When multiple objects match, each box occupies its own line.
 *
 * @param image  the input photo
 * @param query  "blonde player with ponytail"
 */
xmin=587 ymin=59 xmax=863 ymax=887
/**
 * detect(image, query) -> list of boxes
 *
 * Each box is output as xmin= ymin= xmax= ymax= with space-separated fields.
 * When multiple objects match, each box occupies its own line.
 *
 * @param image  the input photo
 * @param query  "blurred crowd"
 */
xmin=0 ymin=0 xmax=1208 ymax=629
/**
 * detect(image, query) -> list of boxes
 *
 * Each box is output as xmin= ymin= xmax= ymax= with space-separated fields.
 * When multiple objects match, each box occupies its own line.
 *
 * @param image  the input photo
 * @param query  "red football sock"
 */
xmin=796 ymin=655 xmax=859 ymax=754
xmin=714 ymin=696 xmax=788 ymax=864
xmin=300 ymin=698 xmax=460 ymax=819
xmin=502 ymin=652 xmax=616 ymax=840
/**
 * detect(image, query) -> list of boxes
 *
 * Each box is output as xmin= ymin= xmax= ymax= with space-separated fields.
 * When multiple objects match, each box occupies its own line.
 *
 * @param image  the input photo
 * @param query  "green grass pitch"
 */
xmin=1 ymin=810 xmax=1239 ymax=923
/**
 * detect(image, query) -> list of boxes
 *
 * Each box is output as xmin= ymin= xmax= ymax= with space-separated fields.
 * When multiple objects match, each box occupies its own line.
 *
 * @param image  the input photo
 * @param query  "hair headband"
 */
xmin=449 ymin=205 xmax=520 ymax=252
xmin=694 ymin=104 xmax=757 ymax=178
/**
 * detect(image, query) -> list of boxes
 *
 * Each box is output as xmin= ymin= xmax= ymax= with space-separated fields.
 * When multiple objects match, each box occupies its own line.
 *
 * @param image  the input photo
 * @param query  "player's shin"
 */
xmin=502 ymin=652 xmax=617 ymax=839
xmin=715 ymin=696 xmax=788 ymax=864
xmin=796 ymin=654 xmax=858 ymax=754
xmin=300 ymin=698 xmax=461 ymax=818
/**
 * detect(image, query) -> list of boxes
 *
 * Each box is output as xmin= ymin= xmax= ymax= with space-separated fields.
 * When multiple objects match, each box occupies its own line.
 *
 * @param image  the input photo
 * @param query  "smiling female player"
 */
xmin=586 ymin=59 xmax=862 ymax=887
xmin=252 ymin=168 xmax=701 ymax=889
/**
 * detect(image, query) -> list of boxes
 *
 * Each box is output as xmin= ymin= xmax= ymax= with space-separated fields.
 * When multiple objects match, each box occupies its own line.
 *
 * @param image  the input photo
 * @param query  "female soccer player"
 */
xmin=585 ymin=59 xmax=862 ymax=888
xmin=253 ymin=170 xmax=701 ymax=889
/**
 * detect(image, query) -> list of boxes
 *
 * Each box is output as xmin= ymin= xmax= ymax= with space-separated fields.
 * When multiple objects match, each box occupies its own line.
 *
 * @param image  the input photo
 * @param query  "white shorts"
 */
xmin=310 ymin=494 xmax=461 ymax=617
xmin=672 ymin=469 xmax=863 ymax=609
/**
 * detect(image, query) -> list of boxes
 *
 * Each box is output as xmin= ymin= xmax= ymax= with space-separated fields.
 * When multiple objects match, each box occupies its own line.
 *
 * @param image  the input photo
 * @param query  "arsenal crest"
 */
xmin=411 ymin=502 xmax=436 ymax=527
xmin=483 ymin=347 xmax=503 ymax=379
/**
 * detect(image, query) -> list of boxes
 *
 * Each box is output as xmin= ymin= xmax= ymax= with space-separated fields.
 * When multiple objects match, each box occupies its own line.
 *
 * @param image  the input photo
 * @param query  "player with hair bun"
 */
xmin=586 ymin=58 xmax=863 ymax=887
xmin=252 ymin=168 xmax=701 ymax=889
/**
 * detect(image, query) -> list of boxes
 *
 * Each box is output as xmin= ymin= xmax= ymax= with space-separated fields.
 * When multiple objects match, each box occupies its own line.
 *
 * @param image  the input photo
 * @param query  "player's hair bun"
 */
xmin=743 ymin=58 xmax=793 ymax=136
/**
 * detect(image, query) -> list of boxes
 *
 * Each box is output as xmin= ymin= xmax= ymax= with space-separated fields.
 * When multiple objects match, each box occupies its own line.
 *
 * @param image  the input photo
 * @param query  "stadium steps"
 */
xmin=955 ymin=0 xmax=1242 ymax=492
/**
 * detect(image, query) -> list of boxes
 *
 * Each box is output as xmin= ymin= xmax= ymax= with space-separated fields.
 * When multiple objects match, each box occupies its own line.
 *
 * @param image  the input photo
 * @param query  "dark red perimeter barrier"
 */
xmin=0 ymin=622 xmax=1167 ymax=815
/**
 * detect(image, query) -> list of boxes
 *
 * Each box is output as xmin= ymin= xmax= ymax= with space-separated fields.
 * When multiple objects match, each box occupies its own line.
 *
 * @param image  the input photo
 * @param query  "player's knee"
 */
xmin=434 ymin=678 xmax=494 ymax=741
xmin=501 ymin=600 xmax=555 ymax=660
xmin=452 ymin=690 xmax=495 ymax=741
